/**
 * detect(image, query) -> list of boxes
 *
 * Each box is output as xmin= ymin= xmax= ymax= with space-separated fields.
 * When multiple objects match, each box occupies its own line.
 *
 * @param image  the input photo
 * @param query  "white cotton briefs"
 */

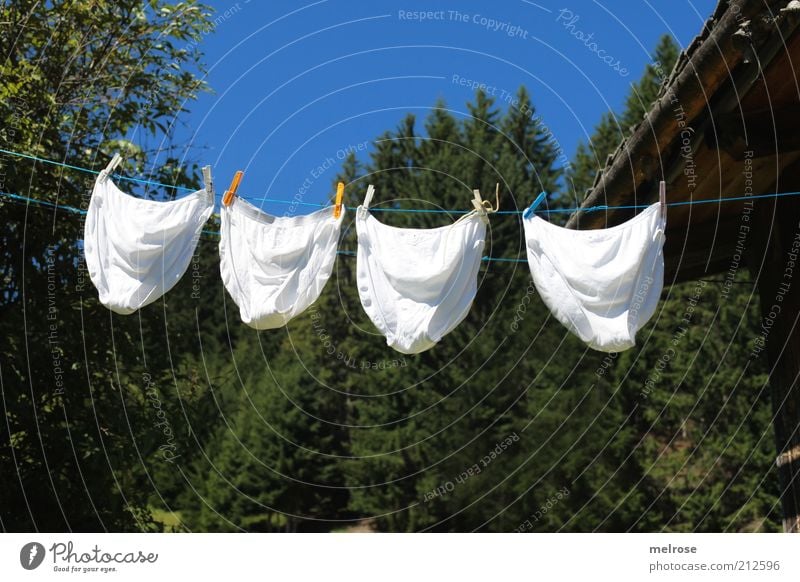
xmin=219 ymin=197 xmax=344 ymax=329
xmin=523 ymin=203 xmax=666 ymax=352
xmin=84 ymin=177 xmax=213 ymax=314
xmin=356 ymin=210 xmax=486 ymax=354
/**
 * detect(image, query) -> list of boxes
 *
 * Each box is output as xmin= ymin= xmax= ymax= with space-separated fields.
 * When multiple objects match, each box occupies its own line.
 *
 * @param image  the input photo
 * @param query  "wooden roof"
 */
xmin=567 ymin=0 xmax=800 ymax=283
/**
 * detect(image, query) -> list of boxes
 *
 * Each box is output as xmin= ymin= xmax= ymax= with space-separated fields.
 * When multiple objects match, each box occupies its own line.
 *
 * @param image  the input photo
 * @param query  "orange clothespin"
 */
xmin=334 ymin=181 xmax=345 ymax=218
xmin=222 ymin=171 xmax=243 ymax=206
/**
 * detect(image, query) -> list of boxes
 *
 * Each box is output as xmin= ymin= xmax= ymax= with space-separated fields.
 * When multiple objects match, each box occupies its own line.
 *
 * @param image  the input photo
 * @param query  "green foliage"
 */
xmin=609 ymin=277 xmax=780 ymax=532
xmin=0 ymin=0 xmax=213 ymax=531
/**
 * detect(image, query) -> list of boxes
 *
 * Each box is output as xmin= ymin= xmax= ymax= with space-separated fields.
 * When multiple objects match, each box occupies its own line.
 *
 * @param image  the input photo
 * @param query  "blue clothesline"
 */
xmin=0 ymin=147 xmax=197 ymax=193
xmin=3 ymin=185 xmax=795 ymax=266
xmin=0 ymin=191 xmax=531 ymax=263
xmin=1 ymin=146 xmax=790 ymax=216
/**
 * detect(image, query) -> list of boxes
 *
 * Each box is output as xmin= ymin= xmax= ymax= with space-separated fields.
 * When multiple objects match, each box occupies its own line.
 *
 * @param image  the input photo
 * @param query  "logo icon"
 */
xmin=20 ymin=542 xmax=45 ymax=570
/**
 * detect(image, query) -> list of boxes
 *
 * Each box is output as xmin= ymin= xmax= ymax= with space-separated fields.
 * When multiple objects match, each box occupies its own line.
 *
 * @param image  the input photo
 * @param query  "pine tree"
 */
xmin=566 ymin=34 xmax=680 ymax=205
xmin=607 ymin=276 xmax=780 ymax=531
xmin=567 ymin=112 xmax=621 ymax=204
xmin=339 ymin=88 xmax=565 ymax=531
xmin=621 ymin=35 xmax=680 ymax=129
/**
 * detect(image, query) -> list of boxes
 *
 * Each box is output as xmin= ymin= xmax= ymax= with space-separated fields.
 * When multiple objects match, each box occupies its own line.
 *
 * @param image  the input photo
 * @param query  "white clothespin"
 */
xmin=99 ymin=153 xmax=122 ymax=184
xmin=202 ymin=165 xmax=214 ymax=198
xmin=360 ymin=184 xmax=375 ymax=218
xmin=659 ymin=180 xmax=667 ymax=222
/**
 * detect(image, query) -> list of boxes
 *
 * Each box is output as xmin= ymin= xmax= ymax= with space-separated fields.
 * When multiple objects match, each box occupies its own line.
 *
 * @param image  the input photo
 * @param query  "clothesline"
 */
xmin=0 ymin=191 xmax=531 ymax=264
xmin=3 ymin=185 xmax=795 ymax=265
xmin=0 ymin=146 xmax=792 ymax=215
xmin=0 ymin=147 xmax=197 ymax=193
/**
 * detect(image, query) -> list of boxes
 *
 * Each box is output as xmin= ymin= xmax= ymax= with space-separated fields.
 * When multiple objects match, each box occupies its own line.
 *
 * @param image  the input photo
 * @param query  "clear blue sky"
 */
xmin=174 ymin=0 xmax=717 ymax=214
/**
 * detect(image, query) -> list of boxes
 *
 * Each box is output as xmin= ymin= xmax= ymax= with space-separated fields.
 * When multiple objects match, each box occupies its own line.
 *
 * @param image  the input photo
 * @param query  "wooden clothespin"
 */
xmin=523 ymin=192 xmax=547 ymax=219
xmin=222 ymin=170 xmax=243 ymax=207
xmin=202 ymin=165 xmax=214 ymax=197
xmin=333 ymin=181 xmax=345 ymax=218
xmin=659 ymin=180 xmax=667 ymax=221
xmin=99 ymin=153 xmax=122 ymax=183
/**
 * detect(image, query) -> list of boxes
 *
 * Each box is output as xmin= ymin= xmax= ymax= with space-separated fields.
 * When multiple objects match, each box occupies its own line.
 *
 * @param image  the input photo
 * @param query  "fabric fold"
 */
xmin=84 ymin=176 xmax=213 ymax=314
xmin=523 ymin=203 xmax=666 ymax=352
xmin=356 ymin=209 xmax=486 ymax=354
xmin=219 ymin=197 xmax=343 ymax=329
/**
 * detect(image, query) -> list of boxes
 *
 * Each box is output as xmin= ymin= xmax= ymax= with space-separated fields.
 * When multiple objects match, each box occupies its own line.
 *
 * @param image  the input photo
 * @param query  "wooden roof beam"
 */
xmin=566 ymin=0 xmax=795 ymax=230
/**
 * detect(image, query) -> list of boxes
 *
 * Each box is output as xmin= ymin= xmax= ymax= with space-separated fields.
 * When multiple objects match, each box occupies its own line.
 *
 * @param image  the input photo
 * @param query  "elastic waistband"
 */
xmin=231 ymin=196 xmax=341 ymax=226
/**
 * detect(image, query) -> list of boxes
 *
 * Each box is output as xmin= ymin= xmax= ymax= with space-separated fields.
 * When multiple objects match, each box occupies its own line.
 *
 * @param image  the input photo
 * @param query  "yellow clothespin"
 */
xmin=334 ymin=181 xmax=345 ymax=218
xmin=222 ymin=170 xmax=243 ymax=207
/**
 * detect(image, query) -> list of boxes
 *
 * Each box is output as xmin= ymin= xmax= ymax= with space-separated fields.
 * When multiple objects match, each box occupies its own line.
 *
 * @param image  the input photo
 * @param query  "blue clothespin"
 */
xmin=523 ymin=192 xmax=547 ymax=219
